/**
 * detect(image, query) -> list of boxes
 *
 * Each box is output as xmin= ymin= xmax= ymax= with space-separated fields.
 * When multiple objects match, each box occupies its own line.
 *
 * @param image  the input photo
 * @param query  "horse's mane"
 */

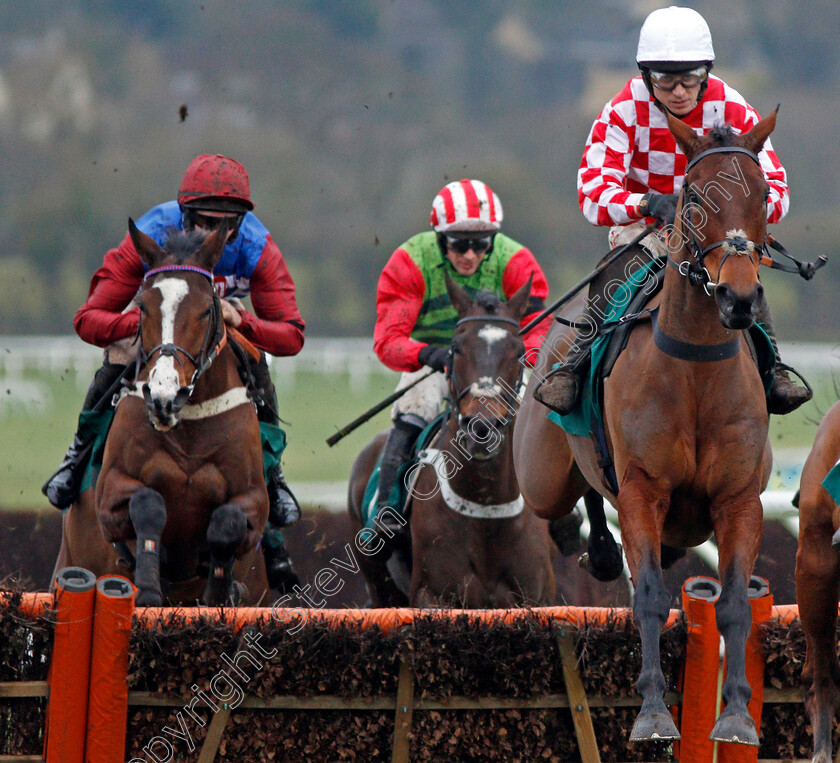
xmin=709 ymin=122 xmax=736 ymax=147
xmin=163 ymin=228 xmax=207 ymax=263
xmin=473 ymin=290 xmax=503 ymax=315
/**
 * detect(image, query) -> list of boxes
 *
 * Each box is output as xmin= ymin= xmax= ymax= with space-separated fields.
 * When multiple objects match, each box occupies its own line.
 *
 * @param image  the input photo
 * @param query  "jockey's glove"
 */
xmin=639 ymin=192 xmax=679 ymax=225
xmin=417 ymin=345 xmax=450 ymax=373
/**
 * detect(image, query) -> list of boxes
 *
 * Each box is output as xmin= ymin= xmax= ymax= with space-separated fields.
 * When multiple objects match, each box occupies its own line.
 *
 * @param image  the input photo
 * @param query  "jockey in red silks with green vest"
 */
xmin=42 ymin=153 xmax=305 ymax=594
xmin=371 ymin=178 xmax=552 ymax=554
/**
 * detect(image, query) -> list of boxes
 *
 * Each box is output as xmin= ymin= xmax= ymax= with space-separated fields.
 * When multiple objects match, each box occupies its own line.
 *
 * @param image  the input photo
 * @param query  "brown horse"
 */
xmin=348 ymin=276 xmax=555 ymax=608
xmin=514 ymin=111 xmax=778 ymax=744
xmin=53 ymin=220 xmax=269 ymax=606
xmin=796 ymin=401 xmax=840 ymax=763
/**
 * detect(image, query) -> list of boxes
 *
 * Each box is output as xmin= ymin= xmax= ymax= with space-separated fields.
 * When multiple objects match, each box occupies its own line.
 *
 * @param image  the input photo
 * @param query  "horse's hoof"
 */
xmin=629 ymin=711 xmax=680 ymax=741
xmin=709 ymin=712 xmax=759 ymax=746
xmin=578 ymin=545 xmax=624 ymax=582
xmin=136 ymin=588 xmax=163 ymax=607
xmin=660 ymin=544 xmax=686 ymax=569
xmin=231 ymin=581 xmax=248 ymax=605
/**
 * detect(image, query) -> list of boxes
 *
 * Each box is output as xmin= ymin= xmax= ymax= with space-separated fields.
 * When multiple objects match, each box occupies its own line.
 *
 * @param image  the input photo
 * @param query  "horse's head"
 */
xmin=444 ymin=273 xmax=531 ymax=460
xmin=130 ymin=218 xmax=228 ymax=431
xmin=668 ymin=109 xmax=777 ymax=329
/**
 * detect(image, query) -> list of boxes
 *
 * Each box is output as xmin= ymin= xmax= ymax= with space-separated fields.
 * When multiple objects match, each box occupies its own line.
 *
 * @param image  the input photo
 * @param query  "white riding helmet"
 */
xmin=430 ymin=179 xmax=503 ymax=233
xmin=636 ymin=6 xmax=715 ymax=67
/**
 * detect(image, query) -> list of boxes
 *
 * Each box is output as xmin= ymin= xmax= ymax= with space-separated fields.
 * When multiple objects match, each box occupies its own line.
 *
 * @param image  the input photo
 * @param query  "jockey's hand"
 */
xmin=221 ymin=298 xmax=244 ymax=328
xmin=639 ymin=192 xmax=679 ymax=225
xmin=417 ymin=345 xmax=450 ymax=373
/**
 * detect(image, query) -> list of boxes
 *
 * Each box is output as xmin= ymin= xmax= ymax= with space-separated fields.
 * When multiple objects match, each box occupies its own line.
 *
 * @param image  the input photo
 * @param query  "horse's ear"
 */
xmin=128 ymin=218 xmax=165 ymax=268
xmin=445 ymin=271 xmax=473 ymax=318
xmin=741 ymin=106 xmax=778 ymax=155
xmin=666 ymin=110 xmax=702 ymax=160
xmin=196 ymin=217 xmax=230 ymax=271
xmin=506 ymin=273 xmax=533 ymax=320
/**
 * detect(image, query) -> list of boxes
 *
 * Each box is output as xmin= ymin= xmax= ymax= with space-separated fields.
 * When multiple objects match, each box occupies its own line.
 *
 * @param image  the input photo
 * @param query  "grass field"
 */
xmin=1 ymin=362 xmax=837 ymax=509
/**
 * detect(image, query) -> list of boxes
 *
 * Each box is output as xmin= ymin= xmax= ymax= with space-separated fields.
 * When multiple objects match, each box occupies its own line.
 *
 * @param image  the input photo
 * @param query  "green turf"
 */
xmin=1 ymin=366 xmax=835 ymax=509
xmin=0 ymin=367 xmax=399 ymax=509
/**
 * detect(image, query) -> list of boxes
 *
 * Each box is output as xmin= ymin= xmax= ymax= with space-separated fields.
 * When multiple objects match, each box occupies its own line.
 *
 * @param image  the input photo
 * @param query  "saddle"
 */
xmin=361 ymin=413 xmax=446 ymax=530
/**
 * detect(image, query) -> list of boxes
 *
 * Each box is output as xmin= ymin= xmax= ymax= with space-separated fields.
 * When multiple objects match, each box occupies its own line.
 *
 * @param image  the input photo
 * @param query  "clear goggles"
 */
xmin=649 ymin=66 xmax=709 ymax=92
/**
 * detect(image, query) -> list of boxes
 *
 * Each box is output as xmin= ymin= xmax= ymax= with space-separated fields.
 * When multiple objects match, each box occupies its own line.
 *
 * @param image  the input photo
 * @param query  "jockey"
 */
xmin=534 ymin=5 xmax=811 ymax=417
xmin=372 ymin=178 xmax=552 ymax=555
xmin=42 ymin=153 xmax=305 ymax=593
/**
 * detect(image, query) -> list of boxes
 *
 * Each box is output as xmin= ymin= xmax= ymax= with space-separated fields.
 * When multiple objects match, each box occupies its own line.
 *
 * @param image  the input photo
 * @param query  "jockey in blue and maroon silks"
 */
xmin=43 ymin=153 xmax=305 ymax=594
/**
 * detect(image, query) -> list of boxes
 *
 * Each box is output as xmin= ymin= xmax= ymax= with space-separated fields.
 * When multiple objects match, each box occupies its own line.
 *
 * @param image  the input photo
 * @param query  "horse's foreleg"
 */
xmin=128 ymin=488 xmax=167 ymax=606
xmin=619 ymin=476 xmax=680 ymax=742
xmin=579 ymin=489 xmax=624 ymax=582
xmin=202 ymin=504 xmax=248 ymax=606
xmin=711 ymin=495 xmax=763 ymax=747
xmin=796 ymin=510 xmax=840 ymax=763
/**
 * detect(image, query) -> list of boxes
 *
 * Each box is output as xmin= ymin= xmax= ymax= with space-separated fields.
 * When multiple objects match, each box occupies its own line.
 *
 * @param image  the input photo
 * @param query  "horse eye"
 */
xmin=200 ymin=307 xmax=213 ymax=319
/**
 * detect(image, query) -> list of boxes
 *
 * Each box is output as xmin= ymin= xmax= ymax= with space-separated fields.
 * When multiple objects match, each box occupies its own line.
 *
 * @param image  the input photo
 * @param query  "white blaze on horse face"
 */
xmin=147 ymin=277 xmax=190 ymax=401
xmin=478 ymin=326 xmax=508 ymax=346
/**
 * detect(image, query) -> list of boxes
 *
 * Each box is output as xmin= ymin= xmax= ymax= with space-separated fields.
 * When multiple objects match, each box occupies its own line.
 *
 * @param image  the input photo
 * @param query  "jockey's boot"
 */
xmin=533 ymin=328 xmax=598 ymax=416
xmin=245 ymin=352 xmax=306 ymax=581
xmin=262 ymin=526 xmax=300 ymax=594
xmin=373 ymin=415 xmax=425 ymax=557
xmin=757 ymin=303 xmax=813 ymax=415
xmin=41 ymin=360 xmax=126 ymax=509
xmin=266 ymin=462 xmax=302 ymax=528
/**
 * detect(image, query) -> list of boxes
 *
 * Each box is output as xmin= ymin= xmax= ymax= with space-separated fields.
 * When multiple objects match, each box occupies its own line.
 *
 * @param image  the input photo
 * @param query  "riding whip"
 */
xmin=518 ymin=222 xmax=659 ymax=336
xmin=326 ymin=368 xmax=436 ymax=447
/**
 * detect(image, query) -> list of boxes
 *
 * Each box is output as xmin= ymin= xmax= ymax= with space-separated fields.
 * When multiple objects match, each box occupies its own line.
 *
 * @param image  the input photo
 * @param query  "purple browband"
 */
xmin=143 ymin=265 xmax=214 ymax=281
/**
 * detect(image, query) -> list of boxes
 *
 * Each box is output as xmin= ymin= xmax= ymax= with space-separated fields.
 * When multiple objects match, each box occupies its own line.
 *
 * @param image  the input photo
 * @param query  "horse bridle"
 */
xmin=669 ymin=146 xmax=766 ymax=296
xmin=135 ymin=265 xmax=227 ymax=398
xmin=446 ymin=314 xmax=525 ymax=429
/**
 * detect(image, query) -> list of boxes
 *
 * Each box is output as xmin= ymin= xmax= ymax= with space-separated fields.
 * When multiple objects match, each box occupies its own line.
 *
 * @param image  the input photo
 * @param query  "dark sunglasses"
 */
xmin=649 ymin=66 xmax=708 ymax=92
xmin=445 ymin=235 xmax=494 ymax=255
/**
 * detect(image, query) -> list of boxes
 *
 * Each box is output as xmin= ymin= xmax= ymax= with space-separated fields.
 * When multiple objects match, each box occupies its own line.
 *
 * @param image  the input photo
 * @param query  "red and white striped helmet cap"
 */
xmin=430 ymin=179 xmax=503 ymax=233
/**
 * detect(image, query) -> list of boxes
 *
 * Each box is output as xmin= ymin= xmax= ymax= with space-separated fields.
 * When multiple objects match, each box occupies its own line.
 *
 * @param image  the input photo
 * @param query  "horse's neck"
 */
xmin=657 ymin=258 xmax=738 ymax=346
xmin=438 ymin=424 xmax=520 ymax=504
xmin=190 ymin=349 xmax=244 ymax=403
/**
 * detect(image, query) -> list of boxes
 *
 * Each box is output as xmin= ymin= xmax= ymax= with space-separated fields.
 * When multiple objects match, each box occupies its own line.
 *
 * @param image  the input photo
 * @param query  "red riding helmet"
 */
xmin=177 ymin=154 xmax=254 ymax=211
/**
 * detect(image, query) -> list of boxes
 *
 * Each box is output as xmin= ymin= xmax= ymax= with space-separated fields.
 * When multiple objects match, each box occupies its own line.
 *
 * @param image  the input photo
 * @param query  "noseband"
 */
xmin=136 ymin=265 xmax=227 ymax=397
xmin=446 ymin=314 xmax=524 ymax=430
xmin=670 ymin=146 xmax=765 ymax=295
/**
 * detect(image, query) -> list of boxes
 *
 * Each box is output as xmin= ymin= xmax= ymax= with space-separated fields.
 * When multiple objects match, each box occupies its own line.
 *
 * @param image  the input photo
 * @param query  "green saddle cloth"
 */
xmin=548 ymin=259 xmax=776 ymax=438
xmin=823 ymin=461 xmax=840 ymax=507
xmin=77 ymin=408 xmax=287 ymax=496
xmin=361 ymin=413 xmax=446 ymax=531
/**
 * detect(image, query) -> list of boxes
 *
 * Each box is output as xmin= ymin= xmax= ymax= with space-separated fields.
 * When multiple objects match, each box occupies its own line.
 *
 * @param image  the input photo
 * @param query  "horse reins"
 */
xmin=136 ymin=265 xmax=228 ymax=396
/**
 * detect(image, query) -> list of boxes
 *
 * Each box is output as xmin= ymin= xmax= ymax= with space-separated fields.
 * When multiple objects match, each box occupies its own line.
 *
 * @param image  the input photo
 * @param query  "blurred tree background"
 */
xmin=0 ymin=0 xmax=837 ymax=341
